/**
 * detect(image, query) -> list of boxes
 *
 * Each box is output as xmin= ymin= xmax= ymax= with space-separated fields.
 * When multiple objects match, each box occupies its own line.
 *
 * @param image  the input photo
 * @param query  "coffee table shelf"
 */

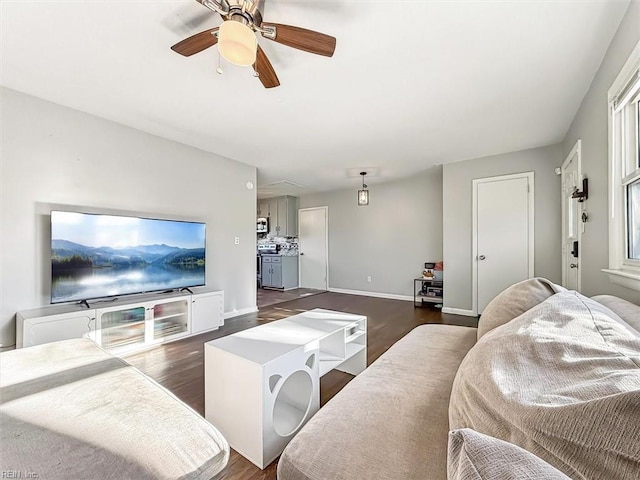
xmin=319 ymin=359 xmax=343 ymax=376
xmin=346 ymin=342 xmax=366 ymax=358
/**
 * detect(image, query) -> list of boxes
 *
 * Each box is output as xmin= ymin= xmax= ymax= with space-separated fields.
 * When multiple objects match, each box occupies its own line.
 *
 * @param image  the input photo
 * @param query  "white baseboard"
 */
xmin=224 ymin=306 xmax=258 ymax=320
xmin=441 ymin=307 xmax=477 ymax=317
xmin=328 ymin=288 xmax=413 ymax=302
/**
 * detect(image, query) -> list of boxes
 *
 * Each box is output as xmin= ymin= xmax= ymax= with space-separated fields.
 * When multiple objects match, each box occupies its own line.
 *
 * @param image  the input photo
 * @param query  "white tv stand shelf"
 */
xmin=204 ymin=308 xmax=367 ymax=469
xmin=16 ymin=288 xmax=224 ymax=354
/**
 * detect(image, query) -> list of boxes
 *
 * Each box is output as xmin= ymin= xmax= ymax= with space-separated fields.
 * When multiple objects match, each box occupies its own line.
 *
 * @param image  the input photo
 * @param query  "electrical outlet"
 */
xmin=234 ymin=236 xmax=240 ymax=245
xmin=367 ymin=276 xmax=372 ymax=283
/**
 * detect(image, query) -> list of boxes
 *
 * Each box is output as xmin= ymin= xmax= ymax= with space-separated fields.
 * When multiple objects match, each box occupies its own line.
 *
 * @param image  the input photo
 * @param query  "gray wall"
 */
xmin=0 ymin=87 xmax=257 ymax=348
xmin=442 ymin=145 xmax=563 ymax=311
xmin=561 ymin=1 xmax=640 ymax=303
xmin=299 ymin=168 xmax=443 ymax=298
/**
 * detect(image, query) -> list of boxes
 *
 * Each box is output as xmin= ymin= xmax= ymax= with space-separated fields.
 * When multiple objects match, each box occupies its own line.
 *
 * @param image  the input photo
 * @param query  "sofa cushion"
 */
xmin=450 ymin=291 xmax=640 ymax=480
xmin=277 ymin=324 xmax=477 ymax=480
xmin=448 ymin=428 xmax=571 ymax=480
xmin=592 ymin=294 xmax=640 ymax=333
xmin=1 ymin=339 xmax=229 ymax=480
xmin=477 ymin=277 xmax=565 ymax=339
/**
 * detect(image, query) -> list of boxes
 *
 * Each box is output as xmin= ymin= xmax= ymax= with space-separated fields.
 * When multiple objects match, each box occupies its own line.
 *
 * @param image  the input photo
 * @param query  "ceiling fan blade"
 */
xmin=171 ymin=27 xmax=219 ymax=57
xmin=261 ymin=23 xmax=336 ymax=57
xmin=254 ymin=46 xmax=280 ymax=88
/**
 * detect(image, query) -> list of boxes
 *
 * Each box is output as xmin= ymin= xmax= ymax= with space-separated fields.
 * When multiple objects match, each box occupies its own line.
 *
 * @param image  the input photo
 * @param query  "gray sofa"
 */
xmin=278 ymin=278 xmax=640 ymax=480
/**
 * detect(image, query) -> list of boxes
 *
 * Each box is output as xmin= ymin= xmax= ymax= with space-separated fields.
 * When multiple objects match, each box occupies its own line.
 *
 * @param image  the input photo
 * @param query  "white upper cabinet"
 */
xmin=258 ymin=196 xmax=298 ymax=237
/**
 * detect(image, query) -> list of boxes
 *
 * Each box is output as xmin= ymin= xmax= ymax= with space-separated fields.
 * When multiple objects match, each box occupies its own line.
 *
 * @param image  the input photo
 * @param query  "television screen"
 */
xmin=51 ymin=211 xmax=206 ymax=304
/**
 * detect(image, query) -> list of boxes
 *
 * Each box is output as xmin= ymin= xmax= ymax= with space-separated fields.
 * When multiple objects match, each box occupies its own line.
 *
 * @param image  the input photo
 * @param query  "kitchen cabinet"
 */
xmin=257 ymin=199 xmax=270 ymax=218
xmin=276 ymin=196 xmax=298 ymax=237
xmin=268 ymin=198 xmax=279 ymax=235
xmin=257 ymin=196 xmax=298 ymax=236
xmin=262 ymin=257 xmax=282 ymax=288
xmin=261 ymin=255 xmax=298 ymax=289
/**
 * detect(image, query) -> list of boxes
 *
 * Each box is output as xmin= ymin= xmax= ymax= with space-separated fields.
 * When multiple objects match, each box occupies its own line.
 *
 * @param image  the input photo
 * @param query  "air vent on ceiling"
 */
xmin=258 ymin=180 xmax=306 ymax=198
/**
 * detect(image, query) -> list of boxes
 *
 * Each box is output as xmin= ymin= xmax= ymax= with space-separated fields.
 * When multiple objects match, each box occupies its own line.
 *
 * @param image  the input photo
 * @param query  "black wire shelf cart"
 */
xmin=414 ymin=278 xmax=443 ymax=308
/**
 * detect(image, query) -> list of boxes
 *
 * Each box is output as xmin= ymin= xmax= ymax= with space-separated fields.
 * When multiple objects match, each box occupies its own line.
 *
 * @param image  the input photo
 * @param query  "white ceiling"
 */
xmin=0 ymin=1 xmax=630 ymax=198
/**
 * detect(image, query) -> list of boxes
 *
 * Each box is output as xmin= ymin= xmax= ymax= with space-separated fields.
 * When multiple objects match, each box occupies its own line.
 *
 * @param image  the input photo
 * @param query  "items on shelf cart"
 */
xmin=415 ymin=261 xmax=444 ymax=308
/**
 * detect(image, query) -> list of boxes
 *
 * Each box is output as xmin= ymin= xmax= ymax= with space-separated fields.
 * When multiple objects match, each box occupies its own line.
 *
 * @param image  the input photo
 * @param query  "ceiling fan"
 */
xmin=171 ymin=0 xmax=336 ymax=88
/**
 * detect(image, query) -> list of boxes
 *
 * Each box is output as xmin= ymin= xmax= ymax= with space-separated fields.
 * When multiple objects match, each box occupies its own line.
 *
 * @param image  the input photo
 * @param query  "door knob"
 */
xmin=478 ymin=255 xmax=486 ymax=260
xmin=300 ymin=252 xmax=304 ymax=256
xmin=570 ymin=263 xmax=578 ymax=269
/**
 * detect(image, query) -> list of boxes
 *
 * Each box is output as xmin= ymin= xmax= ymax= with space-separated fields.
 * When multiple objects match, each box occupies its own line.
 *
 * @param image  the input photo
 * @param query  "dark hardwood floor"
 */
xmin=123 ymin=292 xmax=477 ymax=480
xmin=256 ymin=287 xmax=325 ymax=309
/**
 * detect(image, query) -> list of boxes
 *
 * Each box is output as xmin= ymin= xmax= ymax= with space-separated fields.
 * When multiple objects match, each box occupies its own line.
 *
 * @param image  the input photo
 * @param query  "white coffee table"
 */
xmin=204 ymin=308 xmax=367 ymax=469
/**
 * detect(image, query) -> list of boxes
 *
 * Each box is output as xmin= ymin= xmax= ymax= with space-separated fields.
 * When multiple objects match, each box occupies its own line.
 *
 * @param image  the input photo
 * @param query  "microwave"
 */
xmin=257 ymin=217 xmax=269 ymax=233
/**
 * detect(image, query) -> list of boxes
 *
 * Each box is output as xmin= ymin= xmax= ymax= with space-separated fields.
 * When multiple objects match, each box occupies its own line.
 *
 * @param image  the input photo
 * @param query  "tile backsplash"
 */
xmin=257 ymin=235 xmax=299 ymax=255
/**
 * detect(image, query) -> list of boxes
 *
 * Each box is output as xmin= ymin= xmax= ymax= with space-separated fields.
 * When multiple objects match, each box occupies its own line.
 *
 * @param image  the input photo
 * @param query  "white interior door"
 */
xmin=298 ymin=207 xmax=328 ymax=290
xmin=474 ymin=172 xmax=534 ymax=315
xmin=561 ymin=141 xmax=582 ymax=291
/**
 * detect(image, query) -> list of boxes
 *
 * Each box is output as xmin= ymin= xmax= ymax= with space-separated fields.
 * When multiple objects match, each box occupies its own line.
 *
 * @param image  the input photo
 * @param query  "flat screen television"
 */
xmin=50 ymin=211 xmax=206 ymax=304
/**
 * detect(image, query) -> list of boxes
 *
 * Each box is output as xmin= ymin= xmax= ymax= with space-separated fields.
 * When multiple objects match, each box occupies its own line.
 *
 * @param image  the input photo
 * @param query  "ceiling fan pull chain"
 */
xmin=216 ymin=51 xmax=223 ymax=75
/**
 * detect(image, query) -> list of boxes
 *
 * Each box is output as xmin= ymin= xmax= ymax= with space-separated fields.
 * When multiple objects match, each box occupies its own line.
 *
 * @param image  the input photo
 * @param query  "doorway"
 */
xmin=561 ymin=140 xmax=582 ymax=291
xmin=298 ymin=207 xmax=328 ymax=290
xmin=472 ymin=172 xmax=534 ymax=315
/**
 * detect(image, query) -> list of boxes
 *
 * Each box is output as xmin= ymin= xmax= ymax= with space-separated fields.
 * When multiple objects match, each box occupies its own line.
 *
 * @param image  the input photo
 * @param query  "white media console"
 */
xmin=16 ymin=288 xmax=224 ymax=354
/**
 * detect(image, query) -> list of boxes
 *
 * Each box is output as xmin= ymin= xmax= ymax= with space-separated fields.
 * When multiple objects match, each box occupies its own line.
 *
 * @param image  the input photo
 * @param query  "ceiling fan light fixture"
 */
xmin=218 ymin=20 xmax=257 ymax=66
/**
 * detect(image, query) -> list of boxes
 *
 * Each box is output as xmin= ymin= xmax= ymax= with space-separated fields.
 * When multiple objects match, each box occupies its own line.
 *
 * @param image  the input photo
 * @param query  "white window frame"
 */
xmin=604 ymin=40 xmax=640 ymax=292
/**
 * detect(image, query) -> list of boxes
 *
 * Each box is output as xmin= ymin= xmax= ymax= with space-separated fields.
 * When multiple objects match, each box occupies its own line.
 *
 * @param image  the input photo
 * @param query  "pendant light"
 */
xmin=358 ymin=171 xmax=369 ymax=206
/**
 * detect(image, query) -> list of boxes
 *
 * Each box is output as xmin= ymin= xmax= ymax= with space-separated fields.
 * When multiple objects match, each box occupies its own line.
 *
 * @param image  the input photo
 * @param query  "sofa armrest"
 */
xmin=591 ymin=295 xmax=640 ymax=333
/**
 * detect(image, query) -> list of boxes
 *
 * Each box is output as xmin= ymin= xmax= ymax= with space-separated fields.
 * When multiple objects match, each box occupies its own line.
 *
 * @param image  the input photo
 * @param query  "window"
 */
xmin=629 ymin=178 xmax=640 ymax=259
xmin=606 ymin=41 xmax=640 ymax=291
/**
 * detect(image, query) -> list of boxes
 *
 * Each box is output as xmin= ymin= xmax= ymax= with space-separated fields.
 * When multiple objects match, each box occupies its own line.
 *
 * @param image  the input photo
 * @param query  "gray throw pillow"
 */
xmin=448 ymin=429 xmax=571 ymax=480
xmin=477 ymin=277 xmax=564 ymax=339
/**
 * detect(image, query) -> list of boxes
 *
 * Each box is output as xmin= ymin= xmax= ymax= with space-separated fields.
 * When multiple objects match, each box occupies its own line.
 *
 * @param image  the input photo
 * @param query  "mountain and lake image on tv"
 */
xmin=50 ymin=211 xmax=206 ymax=304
